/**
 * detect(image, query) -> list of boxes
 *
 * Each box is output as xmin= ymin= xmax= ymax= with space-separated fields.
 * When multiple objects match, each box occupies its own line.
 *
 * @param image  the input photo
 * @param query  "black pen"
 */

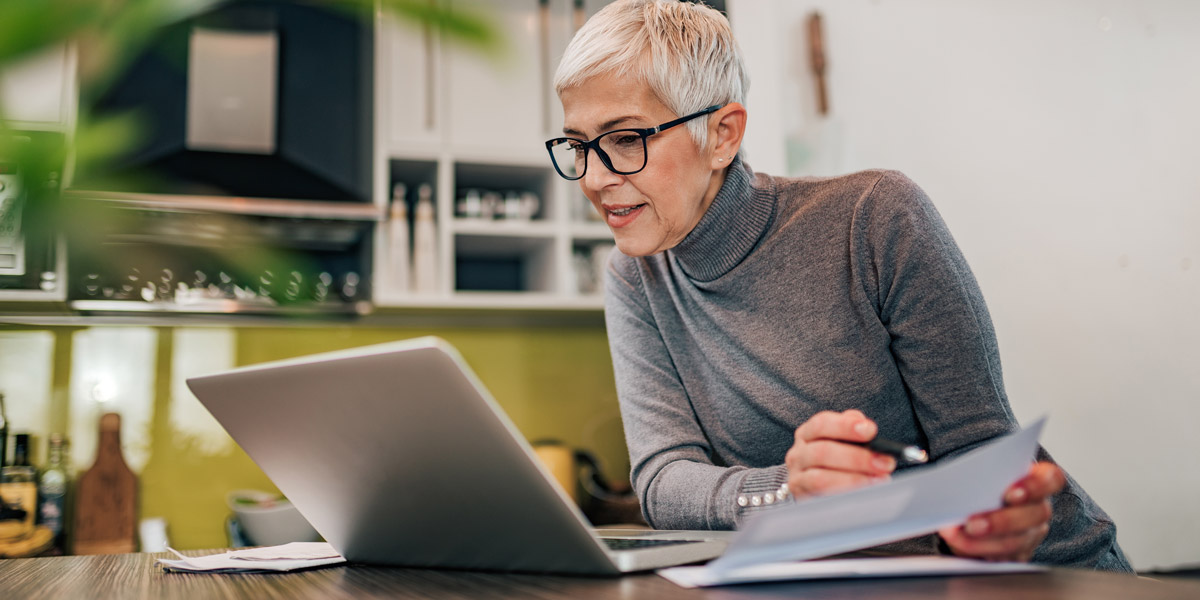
xmin=859 ymin=437 xmax=929 ymax=464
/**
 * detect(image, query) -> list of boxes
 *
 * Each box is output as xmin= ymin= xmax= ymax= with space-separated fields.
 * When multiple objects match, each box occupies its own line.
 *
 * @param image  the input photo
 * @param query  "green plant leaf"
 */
xmin=0 ymin=0 xmax=104 ymax=65
xmin=377 ymin=0 xmax=503 ymax=50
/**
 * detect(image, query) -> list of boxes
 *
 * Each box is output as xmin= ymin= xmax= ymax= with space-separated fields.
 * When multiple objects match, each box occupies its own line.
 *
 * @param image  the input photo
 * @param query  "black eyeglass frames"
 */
xmin=545 ymin=104 xmax=724 ymax=181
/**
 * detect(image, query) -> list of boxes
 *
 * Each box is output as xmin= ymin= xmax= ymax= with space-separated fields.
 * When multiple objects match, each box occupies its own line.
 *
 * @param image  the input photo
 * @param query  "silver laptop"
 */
xmin=187 ymin=336 xmax=729 ymax=575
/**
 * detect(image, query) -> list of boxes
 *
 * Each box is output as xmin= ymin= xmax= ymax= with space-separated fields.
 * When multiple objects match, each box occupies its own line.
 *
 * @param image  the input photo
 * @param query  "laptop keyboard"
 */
xmin=602 ymin=538 xmax=699 ymax=551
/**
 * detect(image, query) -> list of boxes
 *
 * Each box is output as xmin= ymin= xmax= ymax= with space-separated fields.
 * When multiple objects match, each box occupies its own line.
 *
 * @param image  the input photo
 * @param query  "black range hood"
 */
xmin=79 ymin=0 xmax=373 ymax=203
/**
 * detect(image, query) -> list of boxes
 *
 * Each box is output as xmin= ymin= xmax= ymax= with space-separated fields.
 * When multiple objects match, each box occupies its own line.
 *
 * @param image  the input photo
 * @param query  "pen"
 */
xmin=859 ymin=437 xmax=929 ymax=464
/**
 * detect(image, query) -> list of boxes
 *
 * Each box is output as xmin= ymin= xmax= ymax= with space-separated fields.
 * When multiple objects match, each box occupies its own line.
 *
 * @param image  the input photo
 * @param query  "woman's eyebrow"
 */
xmin=563 ymin=115 xmax=644 ymax=137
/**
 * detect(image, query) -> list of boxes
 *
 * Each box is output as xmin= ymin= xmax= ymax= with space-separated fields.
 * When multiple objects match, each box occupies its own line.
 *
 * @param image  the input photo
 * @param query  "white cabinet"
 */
xmin=373 ymin=0 xmax=614 ymax=310
xmin=379 ymin=11 xmax=443 ymax=152
xmin=444 ymin=0 xmax=550 ymax=160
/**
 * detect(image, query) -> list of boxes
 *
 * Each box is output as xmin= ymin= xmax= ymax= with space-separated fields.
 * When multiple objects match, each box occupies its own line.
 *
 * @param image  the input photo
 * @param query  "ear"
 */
xmin=708 ymin=103 xmax=748 ymax=170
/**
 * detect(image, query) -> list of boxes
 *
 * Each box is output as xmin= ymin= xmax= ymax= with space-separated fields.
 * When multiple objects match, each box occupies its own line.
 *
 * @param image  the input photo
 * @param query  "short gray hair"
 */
xmin=554 ymin=0 xmax=749 ymax=151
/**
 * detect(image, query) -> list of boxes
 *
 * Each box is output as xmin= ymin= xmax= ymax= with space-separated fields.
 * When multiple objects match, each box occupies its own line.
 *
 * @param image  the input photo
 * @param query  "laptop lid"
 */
xmin=186 ymin=336 xmax=724 ymax=574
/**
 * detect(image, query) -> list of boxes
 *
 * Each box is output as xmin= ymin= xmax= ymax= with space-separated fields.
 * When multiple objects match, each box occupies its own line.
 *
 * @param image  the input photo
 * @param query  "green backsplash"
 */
xmin=13 ymin=322 xmax=624 ymax=551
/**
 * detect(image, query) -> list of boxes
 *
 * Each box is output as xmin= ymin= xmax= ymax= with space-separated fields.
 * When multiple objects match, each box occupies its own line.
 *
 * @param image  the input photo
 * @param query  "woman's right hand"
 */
xmin=784 ymin=409 xmax=897 ymax=500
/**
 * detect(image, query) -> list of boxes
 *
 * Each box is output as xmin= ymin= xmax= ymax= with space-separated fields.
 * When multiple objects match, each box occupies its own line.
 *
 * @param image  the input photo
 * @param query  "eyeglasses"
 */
xmin=545 ymin=104 xmax=724 ymax=181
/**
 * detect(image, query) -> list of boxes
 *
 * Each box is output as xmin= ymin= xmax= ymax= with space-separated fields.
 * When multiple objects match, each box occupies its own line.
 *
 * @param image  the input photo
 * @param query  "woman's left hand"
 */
xmin=937 ymin=461 xmax=1066 ymax=562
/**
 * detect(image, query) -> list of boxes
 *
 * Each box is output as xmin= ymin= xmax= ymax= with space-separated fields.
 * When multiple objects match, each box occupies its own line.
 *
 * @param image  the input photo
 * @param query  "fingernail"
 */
xmin=854 ymin=421 xmax=875 ymax=437
xmin=872 ymin=456 xmax=895 ymax=472
xmin=966 ymin=518 xmax=989 ymax=536
xmin=1006 ymin=487 xmax=1028 ymax=504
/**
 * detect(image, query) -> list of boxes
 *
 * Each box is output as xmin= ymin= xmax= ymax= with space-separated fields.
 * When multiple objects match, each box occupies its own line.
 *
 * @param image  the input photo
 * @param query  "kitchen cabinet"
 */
xmin=443 ymin=0 xmax=562 ymax=158
xmin=2 ymin=1 xmax=619 ymax=316
xmin=373 ymin=0 xmax=614 ymax=310
xmin=7 ymin=2 xmax=378 ymax=316
xmin=379 ymin=10 xmax=443 ymax=153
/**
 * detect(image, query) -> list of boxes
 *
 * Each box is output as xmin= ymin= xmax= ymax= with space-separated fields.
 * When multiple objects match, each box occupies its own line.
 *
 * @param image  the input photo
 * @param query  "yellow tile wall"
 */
xmin=1 ymin=322 xmax=624 ymax=550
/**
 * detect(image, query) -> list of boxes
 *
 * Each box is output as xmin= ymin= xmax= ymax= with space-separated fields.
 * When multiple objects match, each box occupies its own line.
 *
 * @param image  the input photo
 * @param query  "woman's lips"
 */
xmin=604 ymin=203 xmax=646 ymax=228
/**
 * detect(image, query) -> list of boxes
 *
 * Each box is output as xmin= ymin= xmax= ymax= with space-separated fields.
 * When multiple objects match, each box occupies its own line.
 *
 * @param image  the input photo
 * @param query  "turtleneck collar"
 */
xmin=669 ymin=155 xmax=776 ymax=282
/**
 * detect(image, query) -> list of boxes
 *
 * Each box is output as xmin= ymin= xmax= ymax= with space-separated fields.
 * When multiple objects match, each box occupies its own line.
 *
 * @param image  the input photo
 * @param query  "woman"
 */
xmin=547 ymin=0 xmax=1130 ymax=571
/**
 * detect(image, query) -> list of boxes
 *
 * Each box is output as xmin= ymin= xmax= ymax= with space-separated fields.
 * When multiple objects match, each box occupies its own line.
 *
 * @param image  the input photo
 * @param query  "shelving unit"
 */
xmin=2 ymin=0 xmax=618 ymax=317
xmin=371 ymin=0 xmax=614 ymax=311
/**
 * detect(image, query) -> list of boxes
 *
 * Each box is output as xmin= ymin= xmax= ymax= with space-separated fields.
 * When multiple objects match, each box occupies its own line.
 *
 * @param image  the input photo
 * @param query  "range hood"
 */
xmin=77 ymin=0 xmax=372 ymax=204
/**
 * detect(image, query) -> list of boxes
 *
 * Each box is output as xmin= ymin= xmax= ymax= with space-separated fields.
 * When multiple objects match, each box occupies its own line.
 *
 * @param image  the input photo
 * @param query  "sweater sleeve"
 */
xmin=855 ymin=171 xmax=1018 ymax=458
xmin=604 ymin=253 xmax=786 ymax=530
xmin=855 ymin=172 xmax=1131 ymax=571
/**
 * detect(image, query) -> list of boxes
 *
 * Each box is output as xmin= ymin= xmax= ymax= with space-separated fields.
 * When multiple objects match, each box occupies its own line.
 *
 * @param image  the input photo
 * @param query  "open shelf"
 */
xmin=453 ymin=234 xmax=556 ymax=294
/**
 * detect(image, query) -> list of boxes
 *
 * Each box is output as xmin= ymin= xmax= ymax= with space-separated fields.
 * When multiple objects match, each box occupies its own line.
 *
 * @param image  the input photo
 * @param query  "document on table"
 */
xmin=662 ymin=418 xmax=1046 ymax=586
xmin=660 ymin=555 xmax=1044 ymax=588
xmin=158 ymin=542 xmax=346 ymax=573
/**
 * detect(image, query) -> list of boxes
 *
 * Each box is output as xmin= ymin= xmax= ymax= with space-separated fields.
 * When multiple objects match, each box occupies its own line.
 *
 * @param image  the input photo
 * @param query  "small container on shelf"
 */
xmin=412 ymin=183 xmax=439 ymax=294
xmin=454 ymin=162 xmax=553 ymax=222
xmin=384 ymin=182 xmax=411 ymax=294
xmin=455 ymin=187 xmax=541 ymax=222
xmin=480 ymin=191 xmax=502 ymax=220
xmin=456 ymin=188 xmax=483 ymax=220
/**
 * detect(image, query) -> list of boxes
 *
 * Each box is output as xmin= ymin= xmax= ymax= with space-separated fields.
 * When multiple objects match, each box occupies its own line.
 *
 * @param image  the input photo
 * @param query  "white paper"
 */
xmin=158 ymin=542 xmax=345 ymax=573
xmin=660 ymin=555 xmax=1044 ymax=588
xmin=706 ymin=418 xmax=1046 ymax=575
xmin=226 ymin=542 xmax=341 ymax=561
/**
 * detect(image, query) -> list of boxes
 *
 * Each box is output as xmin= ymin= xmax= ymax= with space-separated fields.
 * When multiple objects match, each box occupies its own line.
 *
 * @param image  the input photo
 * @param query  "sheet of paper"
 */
xmin=157 ymin=542 xmax=346 ymax=573
xmin=659 ymin=555 xmax=1044 ymax=588
xmin=705 ymin=418 xmax=1046 ymax=575
xmin=226 ymin=542 xmax=341 ymax=561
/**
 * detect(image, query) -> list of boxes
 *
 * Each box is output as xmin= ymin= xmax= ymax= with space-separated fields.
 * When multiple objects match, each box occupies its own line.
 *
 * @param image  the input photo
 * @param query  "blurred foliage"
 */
xmin=378 ymin=0 xmax=501 ymax=51
xmin=0 ymin=0 xmax=498 ymax=310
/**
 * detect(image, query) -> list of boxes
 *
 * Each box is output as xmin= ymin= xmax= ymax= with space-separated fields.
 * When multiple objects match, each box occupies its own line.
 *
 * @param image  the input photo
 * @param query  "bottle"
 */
xmin=504 ymin=191 xmax=524 ymax=220
xmin=0 ymin=392 xmax=7 ymax=471
xmin=9 ymin=433 xmax=31 ymax=472
xmin=387 ymin=183 xmax=410 ymax=293
xmin=521 ymin=191 xmax=542 ymax=220
xmin=0 ymin=433 xmax=38 ymax=542
xmin=480 ymin=191 xmax=500 ymax=220
xmin=465 ymin=188 xmax=482 ymax=218
xmin=412 ymin=183 xmax=438 ymax=294
xmin=37 ymin=434 xmax=69 ymax=551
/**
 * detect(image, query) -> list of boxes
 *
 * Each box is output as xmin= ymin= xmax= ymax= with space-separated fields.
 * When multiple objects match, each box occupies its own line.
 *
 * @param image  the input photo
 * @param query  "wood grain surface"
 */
xmin=1 ymin=550 xmax=1199 ymax=600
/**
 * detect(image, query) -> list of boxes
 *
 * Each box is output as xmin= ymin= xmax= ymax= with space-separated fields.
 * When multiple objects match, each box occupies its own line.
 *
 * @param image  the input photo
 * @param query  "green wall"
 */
xmin=12 ymin=322 xmax=624 ymax=550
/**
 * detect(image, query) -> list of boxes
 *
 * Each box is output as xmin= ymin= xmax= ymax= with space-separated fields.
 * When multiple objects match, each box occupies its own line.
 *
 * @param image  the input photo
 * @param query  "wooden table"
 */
xmin=2 ymin=550 xmax=1198 ymax=599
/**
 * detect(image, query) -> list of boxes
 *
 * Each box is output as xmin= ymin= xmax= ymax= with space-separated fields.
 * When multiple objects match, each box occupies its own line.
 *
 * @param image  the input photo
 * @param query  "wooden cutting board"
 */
xmin=72 ymin=413 xmax=137 ymax=555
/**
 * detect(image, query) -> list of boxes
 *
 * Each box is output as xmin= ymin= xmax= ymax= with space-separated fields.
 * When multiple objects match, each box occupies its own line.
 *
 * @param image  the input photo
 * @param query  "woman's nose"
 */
xmin=581 ymin=150 xmax=621 ymax=190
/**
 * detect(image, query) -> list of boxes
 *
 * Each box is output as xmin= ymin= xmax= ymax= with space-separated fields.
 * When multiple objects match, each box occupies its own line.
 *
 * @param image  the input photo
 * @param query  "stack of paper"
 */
xmin=157 ymin=542 xmax=346 ymax=573
xmin=660 ymin=418 xmax=1047 ymax=587
xmin=660 ymin=555 xmax=1043 ymax=588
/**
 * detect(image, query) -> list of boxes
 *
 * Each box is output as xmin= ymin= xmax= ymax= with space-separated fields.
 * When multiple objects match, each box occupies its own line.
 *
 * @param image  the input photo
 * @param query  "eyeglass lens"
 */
xmin=548 ymin=130 xmax=647 ymax=180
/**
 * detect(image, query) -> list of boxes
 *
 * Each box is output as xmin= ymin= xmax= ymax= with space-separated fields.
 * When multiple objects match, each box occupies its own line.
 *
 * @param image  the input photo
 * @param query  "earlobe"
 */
xmin=711 ymin=103 xmax=747 ymax=167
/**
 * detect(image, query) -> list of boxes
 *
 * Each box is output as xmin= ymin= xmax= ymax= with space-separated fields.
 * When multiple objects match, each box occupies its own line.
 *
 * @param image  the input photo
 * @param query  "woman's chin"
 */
xmin=612 ymin=235 xmax=663 ymax=258
xmin=610 ymin=236 xmax=640 ymax=257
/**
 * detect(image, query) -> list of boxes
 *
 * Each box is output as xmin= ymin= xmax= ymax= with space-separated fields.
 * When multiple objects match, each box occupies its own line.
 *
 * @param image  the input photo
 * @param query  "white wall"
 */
xmin=731 ymin=0 xmax=1200 ymax=571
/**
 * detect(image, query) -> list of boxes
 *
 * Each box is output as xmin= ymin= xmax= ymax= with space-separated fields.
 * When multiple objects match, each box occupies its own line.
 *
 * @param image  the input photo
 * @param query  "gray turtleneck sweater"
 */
xmin=603 ymin=157 xmax=1131 ymax=571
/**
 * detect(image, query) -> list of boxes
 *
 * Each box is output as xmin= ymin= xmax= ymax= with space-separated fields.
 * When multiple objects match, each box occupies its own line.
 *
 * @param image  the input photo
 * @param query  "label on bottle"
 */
xmin=37 ymin=492 xmax=65 ymax=536
xmin=0 ymin=480 xmax=37 ymax=542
